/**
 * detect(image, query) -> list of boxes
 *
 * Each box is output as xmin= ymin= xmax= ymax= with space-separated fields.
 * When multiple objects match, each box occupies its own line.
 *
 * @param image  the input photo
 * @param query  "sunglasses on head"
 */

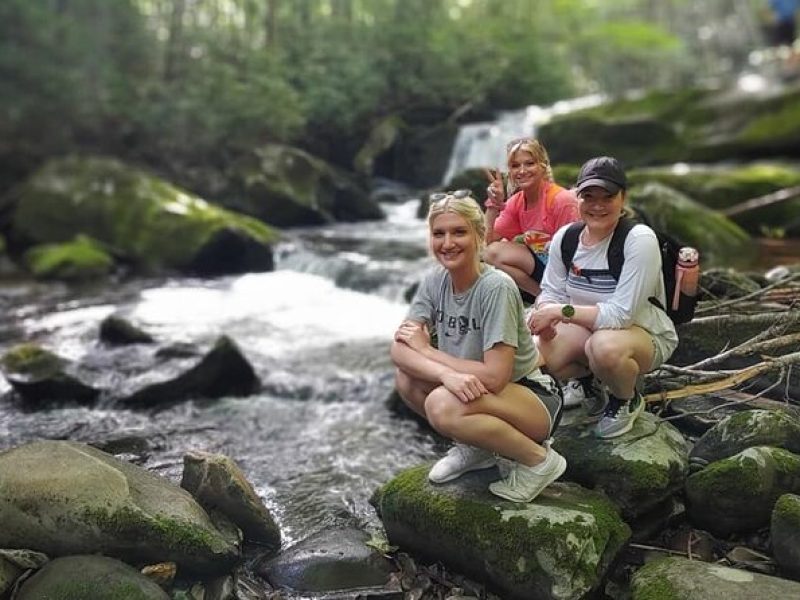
xmin=429 ymin=189 xmax=473 ymax=203
xmin=506 ymin=137 xmax=536 ymax=152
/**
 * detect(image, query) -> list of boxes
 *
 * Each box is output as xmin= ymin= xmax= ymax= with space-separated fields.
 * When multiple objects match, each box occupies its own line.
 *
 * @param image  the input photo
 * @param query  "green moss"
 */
xmin=774 ymin=494 xmax=800 ymax=527
xmin=631 ymin=558 xmax=683 ymax=600
xmin=1 ymin=343 xmax=63 ymax=375
xmin=82 ymin=505 xmax=230 ymax=556
xmin=739 ymin=98 xmax=800 ymax=144
xmin=23 ymin=234 xmax=113 ymax=281
xmin=378 ymin=465 xmax=629 ymax=587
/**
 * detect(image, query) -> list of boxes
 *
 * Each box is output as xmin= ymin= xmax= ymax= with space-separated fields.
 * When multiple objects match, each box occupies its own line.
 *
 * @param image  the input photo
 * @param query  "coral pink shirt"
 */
xmin=493 ymin=182 xmax=579 ymax=245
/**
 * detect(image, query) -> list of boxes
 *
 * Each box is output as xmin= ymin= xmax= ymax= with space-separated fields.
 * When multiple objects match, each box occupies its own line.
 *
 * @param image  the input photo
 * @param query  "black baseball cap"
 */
xmin=576 ymin=156 xmax=627 ymax=195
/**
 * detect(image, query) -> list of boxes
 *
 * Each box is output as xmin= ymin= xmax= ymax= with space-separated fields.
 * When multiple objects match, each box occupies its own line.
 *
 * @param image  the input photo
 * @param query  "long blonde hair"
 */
xmin=506 ymin=138 xmax=554 ymax=181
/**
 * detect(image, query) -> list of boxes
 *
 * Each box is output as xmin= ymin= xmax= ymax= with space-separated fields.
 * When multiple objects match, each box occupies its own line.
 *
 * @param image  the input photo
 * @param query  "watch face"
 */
xmin=562 ymin=304 xmax=575 ymax=318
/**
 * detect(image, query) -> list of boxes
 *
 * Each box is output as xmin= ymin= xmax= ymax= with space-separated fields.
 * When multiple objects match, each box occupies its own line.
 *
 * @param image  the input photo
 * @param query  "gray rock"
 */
xmin=631 ymin=556 xmax=800 ymax=599
xmin=554 ymin=411 xmax=690 ymax=519
xmin=0 ymin=440 xmax=239 ymax=574
xmin=121 ymin=335 xmax=260 ymax=407
xmin=373 ymin=465 xmax=630 ymax=600
xmin=690 ymin=410 xmax=800 ymax=467
xmin=771 ymin=493 xmax=800 ymax=579
xmin=0 ymin=555 xmax=22 ymax=598
xmin=686 ymin=446 xmax=800 ymax=536
xmin=257 ymin=527 xmax=395 ymax=594
xmin=15 ymin=555 xmax=169 ymax=600
xmin=99 ymin=315 xmax=155 ymax=345
xmin=181 ymin=450 xmax=280 ymax=551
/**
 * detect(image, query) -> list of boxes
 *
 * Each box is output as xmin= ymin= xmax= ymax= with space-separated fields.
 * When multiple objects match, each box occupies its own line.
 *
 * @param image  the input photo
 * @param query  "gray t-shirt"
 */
xmin=407 ymin=264 xmax=538 ymax=381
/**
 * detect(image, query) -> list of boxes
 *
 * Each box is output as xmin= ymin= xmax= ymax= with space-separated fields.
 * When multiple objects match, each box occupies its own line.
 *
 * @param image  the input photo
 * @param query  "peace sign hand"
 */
xmin=484 ymin=168 xmax=506 ymax=209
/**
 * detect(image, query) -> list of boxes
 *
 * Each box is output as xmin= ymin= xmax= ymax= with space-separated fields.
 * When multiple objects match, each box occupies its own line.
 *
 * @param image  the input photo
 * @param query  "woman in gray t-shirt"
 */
xmin=391 ymin=191 xmax=566 ymax=503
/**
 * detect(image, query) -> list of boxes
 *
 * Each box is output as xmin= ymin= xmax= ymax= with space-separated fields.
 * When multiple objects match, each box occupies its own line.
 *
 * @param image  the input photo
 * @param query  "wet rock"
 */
xmin=121 ymin=335 xmax=260 ymax=407
xmin=256 ymin=527 xmax=396 ymax=594
xmin=15 ymin=555 xmax=170 ymax=600
xmin=0 ymin=440 xmax=240 ymax=573
xmin=0 ymin=342 xmax=99 ymax=404
xmin=23 ymin=234 xmax=113 ymax=281
xmin=686 ymin=446 xmax=800 ymax=536
xmin=554 ymin=411 xmax=690 ymax=519
xmin=373 ymin=465 xmax=629 ymax=600
xmin=99 ymin=315 xmax=155 ymax=345
xmin=7 ymin=155 xmax=277 ymax=276
xmin=771 ymin=493 xmax=800 ymax=579
xmin=181 ymin=450 xmax=280 ymax=551
xmin=690 ymin=410 xmax=800 ymax=468
xmin=630 ymin=555 xmax=800 ymax=599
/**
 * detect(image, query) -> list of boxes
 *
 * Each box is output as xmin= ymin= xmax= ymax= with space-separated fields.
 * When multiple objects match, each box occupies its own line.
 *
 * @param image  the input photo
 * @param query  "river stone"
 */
xmin=771 ymin=493 xmax=800 ymax=579
xmin=0 ymin=556 xmax=21 ymax=598
xmin=373 ymin=465 xmax=630 ymax=600
xmin=553 ymin=411 xmax=690 ymax=519
xmin=685 ymin=446 xmax=800 ymax=537
xmin=121 ymin=335 xmax=260 ymax=407
xmin=631 ymin=555 xmax=800 ymax=599
xmin=256 ymin=527 xmax=395 ymax=594
xmin=15 ymin=555 xmax=169 ymax=600
xmin=8 ymin=155 xmax=278 ymax=276
xmin=0 ymin=440 xmax=239 ymax=573
xmin=181 ymin=450 xmax=280 ymax=551
xmin=99 ymin=314 xmax=155 ymax=345
xmin=0 ymin=342 xmax=99 ymax=404
xmin=690 ymin=410 xmax=800 ymax=468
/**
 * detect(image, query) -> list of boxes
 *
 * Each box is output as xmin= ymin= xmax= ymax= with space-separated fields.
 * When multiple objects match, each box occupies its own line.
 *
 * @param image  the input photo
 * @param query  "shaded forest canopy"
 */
xmin=0 ymin=0 xmax=768 ymax=190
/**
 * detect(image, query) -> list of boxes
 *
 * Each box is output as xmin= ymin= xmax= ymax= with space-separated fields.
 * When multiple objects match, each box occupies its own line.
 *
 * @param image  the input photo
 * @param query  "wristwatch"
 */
xmin=561 ymin=304 xmax=575 ymax=322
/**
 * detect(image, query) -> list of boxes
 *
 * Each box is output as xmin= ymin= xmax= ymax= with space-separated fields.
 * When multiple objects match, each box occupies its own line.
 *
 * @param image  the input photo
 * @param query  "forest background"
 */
xmin=0 ymin=0 xmax=773 ymax=198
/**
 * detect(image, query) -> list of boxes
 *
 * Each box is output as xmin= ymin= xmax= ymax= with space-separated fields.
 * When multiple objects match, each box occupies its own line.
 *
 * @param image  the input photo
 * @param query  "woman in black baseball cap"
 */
xmin=527 ymin=156 xmax=678 ymax=440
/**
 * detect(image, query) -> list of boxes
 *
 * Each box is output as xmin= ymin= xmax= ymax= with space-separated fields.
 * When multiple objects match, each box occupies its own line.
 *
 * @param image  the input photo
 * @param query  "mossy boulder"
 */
xmin=627 ymin=183 xmax=753 ymax=268
xmin=771 ymin=493 xmax=800 ymax=579
xmin=690 ymin=410 xmax=800 ymax=467
xmin=0 ymin=441 xmax=240 ymax=573
xmin=539 ymin=86 xmax=800 ymax=168
xmin=631 ymin=555 xmax=800 ymax=599
xmin=7 ymin=155 xmax=277 ymax=276
xmin=628 ymin=163 xmax=800 ymax=237
xmin=228 ymin=143 xmax=383 ymax=227
xmin=0 ymin=342 xmax=99 ymax=403
xmin=373 ymin=465 xmax=630 ymax=600
xmin=554 ymin=412 xmax=690 ymax=520
xmin=181 ymin=450 xmax=280 ymax=550
xmin=685 ymin=446 xmax=800 ymax=536
xmin=15 ymin=555 xmax=169 ymax=600
xmin=0 ymin=556 xmax=21 ymax=598
xmin=23 ymin=234 xmax=113 ymax=281
xmin=354 ymin=115 xmax=405 ymax=177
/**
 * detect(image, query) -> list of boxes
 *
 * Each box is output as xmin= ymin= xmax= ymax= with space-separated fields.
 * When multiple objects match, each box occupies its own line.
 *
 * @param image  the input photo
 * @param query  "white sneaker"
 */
xmin=595 ymin=391 xmax=645 ymax=439
xmin=428 ymin=443 xmax=496 ymax=483
xmin=489 ymin=443 xmax=567 ymax=503
xmin=562 ymin=378 xmax=587 ymax=408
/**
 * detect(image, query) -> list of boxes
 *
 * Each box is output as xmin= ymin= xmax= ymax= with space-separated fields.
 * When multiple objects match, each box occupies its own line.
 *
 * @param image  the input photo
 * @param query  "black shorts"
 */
xmin=515 ymin=373 xmax=564 ymax=437
xmin=526 ymin=248 xmax=546 ymax=283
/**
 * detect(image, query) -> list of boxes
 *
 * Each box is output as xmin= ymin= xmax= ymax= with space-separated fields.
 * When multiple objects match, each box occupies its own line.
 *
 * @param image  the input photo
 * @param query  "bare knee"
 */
xmin=586 ymin=333 xmax=627 ymax=372
xmin=424 ymin=388 xmax=463 ymax=436
xmin=484 ymin=242 xmax=502 ymax=267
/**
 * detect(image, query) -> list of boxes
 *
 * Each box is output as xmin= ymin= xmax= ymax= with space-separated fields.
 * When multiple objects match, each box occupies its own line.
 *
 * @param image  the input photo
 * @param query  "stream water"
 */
xmin=0 ymin=199 xmax=443 ymax=548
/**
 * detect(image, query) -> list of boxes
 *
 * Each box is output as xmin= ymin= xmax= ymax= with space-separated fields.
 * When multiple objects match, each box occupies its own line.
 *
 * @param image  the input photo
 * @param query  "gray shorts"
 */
xmin=515 ymin=371 xmax=564 ymax=437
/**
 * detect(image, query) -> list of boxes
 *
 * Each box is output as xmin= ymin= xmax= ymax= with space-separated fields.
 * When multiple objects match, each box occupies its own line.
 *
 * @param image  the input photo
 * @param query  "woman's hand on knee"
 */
xmin=441 ymin=372 xmax=488 ymax=404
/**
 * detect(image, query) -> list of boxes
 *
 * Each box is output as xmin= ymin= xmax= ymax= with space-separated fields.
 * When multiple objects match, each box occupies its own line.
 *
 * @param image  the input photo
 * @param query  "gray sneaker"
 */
xmin=595 ymin=391 xmax=645 ymax=439
xmin=428 ymin=443 xmax=496 ymax=483
xmin=574 ymin=376 xmax=608 ymax=418
xmin=489 ymin=444 xmax=567 ymax=503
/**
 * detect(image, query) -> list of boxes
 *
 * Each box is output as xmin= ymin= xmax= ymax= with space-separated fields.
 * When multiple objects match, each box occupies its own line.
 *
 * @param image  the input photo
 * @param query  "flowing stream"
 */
xmin=0 ymin=200 xmax=445 ymax=547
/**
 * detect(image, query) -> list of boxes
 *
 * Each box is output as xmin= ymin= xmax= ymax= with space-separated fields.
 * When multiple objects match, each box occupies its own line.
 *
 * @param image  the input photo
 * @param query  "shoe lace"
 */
xmin=603 ymin=396 xmax=622 ymax=418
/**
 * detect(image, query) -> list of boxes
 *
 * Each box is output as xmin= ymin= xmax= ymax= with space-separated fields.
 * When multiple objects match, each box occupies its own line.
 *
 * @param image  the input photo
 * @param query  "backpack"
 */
xmin=559 ymin=217 xmax=697 ymax=325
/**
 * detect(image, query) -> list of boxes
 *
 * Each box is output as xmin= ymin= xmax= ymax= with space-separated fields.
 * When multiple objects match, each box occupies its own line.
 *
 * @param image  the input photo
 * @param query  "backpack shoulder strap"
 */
xmin=560 ymin=221 xmax=584 ymax=273
xmin=607 ymin=218 xmax=636 ymax=281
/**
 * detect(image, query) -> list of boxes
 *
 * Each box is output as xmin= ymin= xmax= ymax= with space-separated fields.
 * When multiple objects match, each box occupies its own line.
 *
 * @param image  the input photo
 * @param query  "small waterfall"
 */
xmin=441 ymin=94 xmax=607 ymax=185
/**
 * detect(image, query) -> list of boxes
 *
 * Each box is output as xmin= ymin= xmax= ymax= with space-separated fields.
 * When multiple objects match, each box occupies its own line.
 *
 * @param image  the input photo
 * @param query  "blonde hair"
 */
xmin=427 ymin=193 xmax=486 ymax=258
xmin=506 ymin=138 xmax=554 ymax=181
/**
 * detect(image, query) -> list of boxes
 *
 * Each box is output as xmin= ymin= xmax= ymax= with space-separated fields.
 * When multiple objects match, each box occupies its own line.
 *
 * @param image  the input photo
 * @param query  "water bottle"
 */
xmin=673 ymin=247 xmax=700 ymax=311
